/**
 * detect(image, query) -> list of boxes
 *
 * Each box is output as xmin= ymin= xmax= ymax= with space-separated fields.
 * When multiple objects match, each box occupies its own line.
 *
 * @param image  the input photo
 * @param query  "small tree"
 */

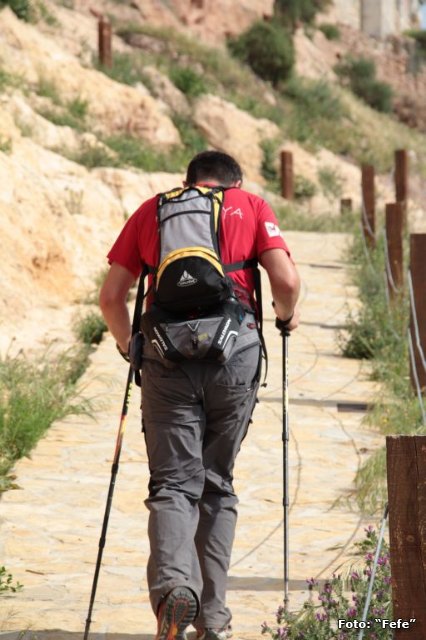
xmin=274 ymin=0 xmax=332 ymax=30
xmin=227 ymin=20 xmax=294 ymax=87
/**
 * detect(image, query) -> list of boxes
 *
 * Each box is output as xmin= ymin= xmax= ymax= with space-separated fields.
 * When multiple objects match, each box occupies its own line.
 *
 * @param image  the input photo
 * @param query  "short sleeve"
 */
xmin=256 ymin=198 xmax=291 ymax=257
xmin=107 ymin=211 xmax=143 ymax=279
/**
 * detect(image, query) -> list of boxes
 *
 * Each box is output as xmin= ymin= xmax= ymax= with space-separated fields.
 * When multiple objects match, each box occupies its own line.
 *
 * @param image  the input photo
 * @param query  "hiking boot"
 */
xmin=156 ymin=586 xmax=198 ymax=640
xmin=196 ymin=626 xmax=233 ymax=640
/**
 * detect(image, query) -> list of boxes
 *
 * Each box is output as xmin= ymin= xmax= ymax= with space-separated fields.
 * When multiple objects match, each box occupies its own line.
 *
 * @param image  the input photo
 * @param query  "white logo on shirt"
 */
xmin=265 ymin=221 xmax=281 ymax=237
xmin=223 ymin=206 xmax=244 ymax=220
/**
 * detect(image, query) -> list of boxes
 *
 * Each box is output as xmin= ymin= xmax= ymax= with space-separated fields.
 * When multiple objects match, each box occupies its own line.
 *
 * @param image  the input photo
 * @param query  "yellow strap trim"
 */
xmin=160 ymin=186 xmax=224 ymax=234
xmin=157 ymin=247 xmax=224 ymax=283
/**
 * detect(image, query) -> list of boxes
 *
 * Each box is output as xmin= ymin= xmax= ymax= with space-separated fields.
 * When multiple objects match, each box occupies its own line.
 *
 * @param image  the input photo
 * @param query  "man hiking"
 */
xmin=99 ymin=150 xmax=300 ymax=640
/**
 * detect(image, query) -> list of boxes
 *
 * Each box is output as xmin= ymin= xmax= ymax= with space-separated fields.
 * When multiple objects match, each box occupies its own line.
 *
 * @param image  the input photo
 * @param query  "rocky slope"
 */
xmin=0 ymin=0 xmax=425 ymax=356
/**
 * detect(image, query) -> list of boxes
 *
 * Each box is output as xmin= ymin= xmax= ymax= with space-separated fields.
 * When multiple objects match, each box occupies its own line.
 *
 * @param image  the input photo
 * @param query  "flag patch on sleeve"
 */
xmin=265 ymin=221 xmax=281 ymax=237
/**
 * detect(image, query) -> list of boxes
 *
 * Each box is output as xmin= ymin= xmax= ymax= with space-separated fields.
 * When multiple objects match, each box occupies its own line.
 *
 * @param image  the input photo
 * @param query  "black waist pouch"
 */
xmin=141 ymin=298 xmax=244 ymax=363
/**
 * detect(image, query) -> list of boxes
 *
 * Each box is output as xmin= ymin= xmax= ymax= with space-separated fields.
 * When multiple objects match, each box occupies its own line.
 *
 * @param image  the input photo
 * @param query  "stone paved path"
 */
xmin=0 ymin=231 xmax=383 ymax=640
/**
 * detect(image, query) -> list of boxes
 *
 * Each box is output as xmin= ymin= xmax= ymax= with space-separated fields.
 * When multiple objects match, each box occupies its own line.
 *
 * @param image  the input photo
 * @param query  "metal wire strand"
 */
xmin=358 ymin=504 xmax=389 ymax=640
xmin=408 ymin=330 xmax=426 ymax=426
xmin=408 ymin=270 xmax=426 ymax=375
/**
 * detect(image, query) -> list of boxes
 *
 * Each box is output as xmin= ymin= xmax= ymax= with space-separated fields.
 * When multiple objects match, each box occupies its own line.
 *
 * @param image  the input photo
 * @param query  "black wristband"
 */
xmin=275 ymin=313 xmax=294 ymax=332
xmin=116 ymin=342 xmax=130 ymax=363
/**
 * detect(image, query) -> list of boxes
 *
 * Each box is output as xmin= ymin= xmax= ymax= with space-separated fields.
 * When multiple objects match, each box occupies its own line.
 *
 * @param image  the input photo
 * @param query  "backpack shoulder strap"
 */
xmin=131 ymin=264 xmax=149 ymax=386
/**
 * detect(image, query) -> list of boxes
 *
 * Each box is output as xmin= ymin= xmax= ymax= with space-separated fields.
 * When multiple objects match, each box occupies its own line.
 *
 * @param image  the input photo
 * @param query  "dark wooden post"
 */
xmin=395 ymin=149 xmax=409 ymax=228
xmin=386 ymin=435 xmax=426 ymax=638
xmin=280 ymin=151 xmax=294 ymax=200
xmin=409 ymin=234 xmax=426 ymax=393
xmin=385 ymin=203 xmax=404 ymax=301
xmin=361 ymin=164 xmax=375 ymax=249
xmin=340 ymin=198 xmax=352 ymax=215
xmin=395 ymin=149 xmax=409 ymax=205
xmin=98 ymin=16 xmax=112 ymax=68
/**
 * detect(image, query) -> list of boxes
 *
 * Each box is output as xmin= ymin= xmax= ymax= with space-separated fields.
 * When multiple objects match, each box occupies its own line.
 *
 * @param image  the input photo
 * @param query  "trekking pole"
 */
xmin=83 ymin=363 xmax=134 ymax=640
xmin=358 ymin=503 xmax=389 ymax=640
xmin=275 ymin=317 xmax=291 ymax=610
xmin=84 ymin=272 xmax=146 ymax=639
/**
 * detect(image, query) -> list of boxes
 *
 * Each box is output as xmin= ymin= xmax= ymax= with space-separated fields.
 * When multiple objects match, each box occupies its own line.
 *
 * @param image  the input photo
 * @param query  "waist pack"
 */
xmin=141 ymin=298 xmax=244 ymax=363
xmin=141 ymin=185 xmax=251 ymax=363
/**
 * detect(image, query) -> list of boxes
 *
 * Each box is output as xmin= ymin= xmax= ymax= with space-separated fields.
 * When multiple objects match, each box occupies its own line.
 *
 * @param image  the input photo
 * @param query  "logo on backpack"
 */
xmin=177 ymin=270 xmax=198 ymax=287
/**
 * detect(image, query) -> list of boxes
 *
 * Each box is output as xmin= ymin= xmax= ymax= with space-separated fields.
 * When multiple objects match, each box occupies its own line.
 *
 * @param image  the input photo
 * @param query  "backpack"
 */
xmin=140 ymin=185 xmax=257 ymax=363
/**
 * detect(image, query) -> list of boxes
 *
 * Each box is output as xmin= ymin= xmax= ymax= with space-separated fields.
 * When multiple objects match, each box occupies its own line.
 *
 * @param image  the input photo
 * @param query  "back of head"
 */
xmin=186 ymin=151 xmax=243 ymax=188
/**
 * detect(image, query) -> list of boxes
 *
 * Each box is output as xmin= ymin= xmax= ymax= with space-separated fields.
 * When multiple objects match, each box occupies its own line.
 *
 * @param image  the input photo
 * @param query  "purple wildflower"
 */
xmin=316 ymin=612 xmax=328 ymax=622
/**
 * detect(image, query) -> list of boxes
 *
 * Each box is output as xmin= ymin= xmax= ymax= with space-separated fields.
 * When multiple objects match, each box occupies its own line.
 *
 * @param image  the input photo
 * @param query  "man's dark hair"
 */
xmin=186 ymin=151 xmax=243 ymax=187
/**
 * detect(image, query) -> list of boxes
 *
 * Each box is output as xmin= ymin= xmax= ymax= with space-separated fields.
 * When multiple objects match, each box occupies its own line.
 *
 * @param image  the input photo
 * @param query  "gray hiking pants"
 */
xmin=141 ymin=315 xmax=261 ymax=630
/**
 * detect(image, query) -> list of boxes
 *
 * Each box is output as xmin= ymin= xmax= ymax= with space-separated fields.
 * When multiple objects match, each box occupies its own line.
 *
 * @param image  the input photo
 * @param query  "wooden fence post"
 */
xmin=361 ymin=164 xmax=375 ymax=249
xmin=409 ymin=234 xmax=426 ymax=393
xmin=385 ymin=203 xmax=404 ymax=301
xmin=395 ymin=149 xmax=409 ymax=212
xmin=98 ymin=16 xmax=112 ymax=68
xmin=386 ymin=435 xmax=426 ymax=638
xmin=280 ymin=151 xmax=294 ymax=200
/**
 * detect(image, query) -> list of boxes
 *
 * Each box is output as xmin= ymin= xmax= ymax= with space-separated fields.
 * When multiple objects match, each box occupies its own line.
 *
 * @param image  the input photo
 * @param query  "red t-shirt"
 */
xmin=107 ymin=186 xmax=291 ymax=309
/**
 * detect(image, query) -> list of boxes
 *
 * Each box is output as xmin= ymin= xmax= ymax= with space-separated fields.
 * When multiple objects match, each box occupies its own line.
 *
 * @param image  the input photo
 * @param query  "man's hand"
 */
xmin=273 ymin=303 xmax=300 ymax=332
xmin=99 ymin=263 xmax=135 ymax=354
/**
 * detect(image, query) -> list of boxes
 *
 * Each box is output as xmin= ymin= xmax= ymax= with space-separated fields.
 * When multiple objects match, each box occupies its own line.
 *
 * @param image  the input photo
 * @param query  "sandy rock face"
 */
xmin=193 ymin=94 xmax=281 ymax=183
xmin=0 ymin=127 xmax=182 ymax=353
xmin=142 ymin=66 xmax=191 ymax=117
xmin=0 ymin=7 xmax=181 ymax=147
xmin=129 ymin=0 xmax=274 ymax=43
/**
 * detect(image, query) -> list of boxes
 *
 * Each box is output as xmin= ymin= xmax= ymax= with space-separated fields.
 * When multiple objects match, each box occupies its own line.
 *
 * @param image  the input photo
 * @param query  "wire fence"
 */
xmin=359 ymin=181 xmax=426 ymax=424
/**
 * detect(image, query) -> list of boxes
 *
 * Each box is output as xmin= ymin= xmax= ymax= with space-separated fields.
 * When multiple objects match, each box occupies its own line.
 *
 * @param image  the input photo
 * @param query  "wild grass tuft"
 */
xmin=0 ymin=346 xmax=92 ymax=491
xmin=0 ymin=565 xmax=23 ymax=595
xmin=73 ymin=311 xmax=107 ymax=345
xmin=277 ymin=203 xmax=359 ymax=233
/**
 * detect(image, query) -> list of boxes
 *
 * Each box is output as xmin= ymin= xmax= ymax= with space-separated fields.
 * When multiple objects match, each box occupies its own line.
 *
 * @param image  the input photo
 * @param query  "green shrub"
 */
xmin=227 ymin=20 xmax=294 ymax=87
xmin=37 ymin=96 xmax=88 ymax=130
xmin=261 ymin=138 xmax=280 ymax=187
xmin=74 ymin=311 xmax=107 ymax=345
xmin=36 ymin=77 xmax=62 ymax=103
xmin=172 ymin=114 xmax=207 ymax=156
xmin=356 ymin=79 xmax=393 ymax=113
xmin=274 ymin=0 xmax=332 ymax=29
xmin=169 ymin=66 xmax=207 ymax=97
xmin=0 ymin=0 xmax=31 ymax=20
xmin=334 ymin=55 xmax=394 ymax=113
xmin=0 ymin=68 xmax=19 ymax=92
xmin=66 ymin=141 xmax=117 ymax=168
xmin=0 ymin=136 xmax=13 ymax=154
xmin=104 ymin=134 xmax=180 ymax=171
xmin=283 ymin=76 xmax=344 ymax=119
xmin=294 ymin=174 xmax=317 ymax=200
xmin=405 ymin=28 xmax=426 ymax=49
xmin=318 ymin=22 xmax=341 ymax=40
xmin=97 ymin=51 xmax=143 ymax=86
xmin=67 ymin=97 xmax=88 ymax=120
xmin=318 ymin=165 xmax=344 ymax=201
